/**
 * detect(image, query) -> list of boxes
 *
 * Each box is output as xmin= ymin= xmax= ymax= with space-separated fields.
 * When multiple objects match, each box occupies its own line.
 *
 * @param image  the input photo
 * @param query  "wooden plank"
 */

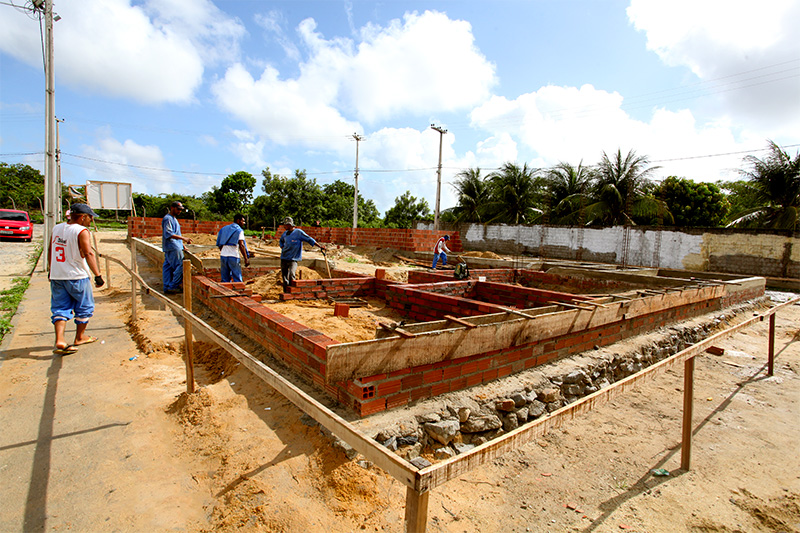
xmin=680 ymin=357 xmax=694 ymax=470
xmin=183 ymin=248 xmax=204 ymax=273
xmin=704 ymin=346 xmax=724 ymax=356
xmin=443 ymin=315 xmax=476 ymax=329
xmin=546 ymin=300 xmax=596 ymax=311
xmin=499 ymin=306 xmax=536 ymax=319
xmin=414 ymin=297 xmax=798 ymax=492
xmin=183 ymin=260 xmax=195 ymax=394
xmin=380 ymin=322 xmax=415 ymax=338
xmin=404 ymin=487 xmax=429 ymax=533
xmin=100 ymin=253 xmax=419 ymax=489
xmin=326 ymin=286 xmax=724 ymax=383
xmin=768 ymin=313 xmax=776 ymax=376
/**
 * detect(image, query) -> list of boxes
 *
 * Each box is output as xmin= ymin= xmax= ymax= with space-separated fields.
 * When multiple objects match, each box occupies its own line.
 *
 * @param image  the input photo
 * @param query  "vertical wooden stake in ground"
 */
xmin=104 ymin=257 xmax=111 ymax=288
xmin=768 ymin=313 xmax=775 ymax=376
xmin=404 ymin=488 xmax=429 ymax=533
xmin=183 ymin=259 xmax=195 ymax=394
xmin=130 ymin=239 xmax=137 ymax=322
xmin=681 ymin=356 xmax=695 ymax=470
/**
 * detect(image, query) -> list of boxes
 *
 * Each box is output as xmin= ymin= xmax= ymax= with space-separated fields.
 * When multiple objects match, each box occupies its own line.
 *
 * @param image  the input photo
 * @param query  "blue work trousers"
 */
xmin=163 ymin=250 xmax=184 ymax=291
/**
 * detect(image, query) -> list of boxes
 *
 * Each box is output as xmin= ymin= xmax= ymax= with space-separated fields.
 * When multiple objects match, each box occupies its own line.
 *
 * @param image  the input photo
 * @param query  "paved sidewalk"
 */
xmin=0 ymin=258 xmax=208 ymax=532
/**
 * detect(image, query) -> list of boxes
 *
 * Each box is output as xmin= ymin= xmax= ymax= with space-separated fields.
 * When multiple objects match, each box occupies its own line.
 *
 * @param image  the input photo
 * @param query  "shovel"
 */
xmin=321 ymin=247 xmax=332 ymax=278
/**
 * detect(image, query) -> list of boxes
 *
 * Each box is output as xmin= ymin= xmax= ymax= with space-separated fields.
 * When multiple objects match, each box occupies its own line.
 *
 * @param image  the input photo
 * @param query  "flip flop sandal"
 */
xmin=74 ymin=336 xmax=99 ymax=346
xmin=53 ymin=346 xmax=78 ymax=355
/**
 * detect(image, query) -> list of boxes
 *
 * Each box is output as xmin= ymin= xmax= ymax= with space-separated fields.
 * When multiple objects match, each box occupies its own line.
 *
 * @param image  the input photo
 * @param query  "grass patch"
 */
xmin=343 ymin=256 xmax=359 ymax=263
xmin=0 ymin=277 xmax=30 ymax=344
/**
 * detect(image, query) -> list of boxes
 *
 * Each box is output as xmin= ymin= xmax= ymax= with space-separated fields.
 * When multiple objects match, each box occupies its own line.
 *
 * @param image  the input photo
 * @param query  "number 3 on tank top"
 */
xmin=55 ymin=245 xmax=66 ymax=262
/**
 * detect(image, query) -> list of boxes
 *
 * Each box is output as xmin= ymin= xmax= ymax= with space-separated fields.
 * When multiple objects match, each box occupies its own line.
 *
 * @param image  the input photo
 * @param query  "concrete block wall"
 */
xmin=421 ymin=222 xmax=799 ymax=278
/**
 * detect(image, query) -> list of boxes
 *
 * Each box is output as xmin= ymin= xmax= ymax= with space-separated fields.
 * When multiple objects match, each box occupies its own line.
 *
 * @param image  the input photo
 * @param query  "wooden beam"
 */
xmin=680 ymin=356 xmax=694 ymax=470
xmin=768 ymin=313 xmax=776 ymax=376
xmin=100 ymin=253 xmax=419 ymax=489
xmin=414 ymin=296 xmax=798 ymax=492
xmin=183 ymin=248 xmax=204 ymax=273
xmin=404 ymin=487 xmax=429 ymax=533
xmin=546 ymin=300 xmax=596 ymax=311
xmin=380 ymin=322 xmax=415 ymax=338
xmin=326 ymin=286 xmax=724 ymax=383
xmin=443 ymin=315 xmax=476 ymax=329
xmin=183 ymin=260 xmax=195 ymax=394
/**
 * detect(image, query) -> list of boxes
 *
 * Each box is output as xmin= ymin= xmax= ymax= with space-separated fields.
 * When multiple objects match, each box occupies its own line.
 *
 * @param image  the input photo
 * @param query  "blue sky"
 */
xmin=1 ymin=0 xmax=798 ymax=217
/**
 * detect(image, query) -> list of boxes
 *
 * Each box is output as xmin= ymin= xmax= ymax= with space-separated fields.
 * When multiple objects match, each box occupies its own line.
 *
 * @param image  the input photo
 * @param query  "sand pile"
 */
xmin=249 ymin=267 xmax=324 ymax=300
xmin=371 ymin=247 xmax=401 ymax=263
xmin=463 ymin=250 xmax=503 ymax=259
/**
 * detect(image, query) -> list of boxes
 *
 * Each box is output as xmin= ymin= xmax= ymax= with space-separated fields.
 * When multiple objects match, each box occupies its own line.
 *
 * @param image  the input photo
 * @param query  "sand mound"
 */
xmin=192 ymin=341 xmax=239 ymax=383
xmin=371 ymin=247 xmax=401 ymax=263
xmin=463 ymin=250 xmax=502 ymax=259
xmin=250 ymin=267 xmax=324 ymax=300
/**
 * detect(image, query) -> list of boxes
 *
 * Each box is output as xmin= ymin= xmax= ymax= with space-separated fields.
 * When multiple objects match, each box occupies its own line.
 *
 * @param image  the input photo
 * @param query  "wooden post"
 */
xmin=104 ymin=257 xmax=111 ymax=288
xmin=768 ymin=313 xmax=775 ymax=376
xmin=130 ymin=239 xmax=137 ymax=322
xmin=183 ymin=259 xmax=195 ymax=393
xmin=404 ymin=487 xmax=429 ymax=533
xmin=681 ymin=356 xmax=695 ymax=470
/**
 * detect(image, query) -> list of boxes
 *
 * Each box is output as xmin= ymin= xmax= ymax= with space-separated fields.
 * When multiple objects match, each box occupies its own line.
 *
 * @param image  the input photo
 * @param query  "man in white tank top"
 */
xmin=49 ymin=203 xmax=105 ymax=355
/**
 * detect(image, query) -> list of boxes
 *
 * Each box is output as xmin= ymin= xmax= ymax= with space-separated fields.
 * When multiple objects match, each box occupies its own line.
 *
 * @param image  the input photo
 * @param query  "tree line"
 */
xmin=1 ymin=141 xmax=797 ymax=231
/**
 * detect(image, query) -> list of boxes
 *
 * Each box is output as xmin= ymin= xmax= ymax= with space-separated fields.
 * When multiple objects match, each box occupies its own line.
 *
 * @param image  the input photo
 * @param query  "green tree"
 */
xmin=0 ymin=163 xmax=44 ymax=211
xmin=543 ymin=161 xmax=594 ymax=224
xmin=727 ymin=141 xmax=800 ymax=230
xmin=250 ymin=168 xmax=325 ymax=228
xmin=451 ymin=167 xmax=489 ymax=223
xmin=584 ymin=149 xmax=665 ymax=226
xmin=321 ymin=180 xmax=380 ymax=226
xmin=658 ymin=177 xmax=728 ymax=227
xmin=205 ymin=171 xmax=256 ymax=217
xmin=485 ymin=162 xmax=544 ymax=224
xmin=383 ymin=191 xmax=431 ymax=228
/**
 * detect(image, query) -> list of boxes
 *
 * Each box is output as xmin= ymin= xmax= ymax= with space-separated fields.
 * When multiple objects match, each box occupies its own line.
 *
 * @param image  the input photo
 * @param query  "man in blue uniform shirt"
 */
xmin=279 ymin=216 xmax=326 ymax=293
xmin=162 ymin=201 xmax=192 ymax=294
xmin=216 ymin=214 xmax=250 ymax=283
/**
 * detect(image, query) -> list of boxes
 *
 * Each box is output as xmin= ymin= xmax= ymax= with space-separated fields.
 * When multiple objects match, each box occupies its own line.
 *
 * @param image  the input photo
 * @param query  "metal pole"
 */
xmin=430 ymin=125 xmax=447 ymax=231
xmin=43 ymin=0 xmax=57 ymax=267
xmin=352 ymin=133 xmax=363 ymax=229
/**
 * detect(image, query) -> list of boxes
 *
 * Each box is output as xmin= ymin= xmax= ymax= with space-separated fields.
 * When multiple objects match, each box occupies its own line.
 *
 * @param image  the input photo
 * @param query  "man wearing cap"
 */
xmin=279 ymin=216 xmax=326 ymax=293
xmin=162 ymin=201 xmax=192 ymax=294
xmin=432 ymin=234 xmax=451 ymax=269
xmin=216 ymin=213 xmax=250 ymax=283
xmin=48 ymin=203 xmax=105 ymax=355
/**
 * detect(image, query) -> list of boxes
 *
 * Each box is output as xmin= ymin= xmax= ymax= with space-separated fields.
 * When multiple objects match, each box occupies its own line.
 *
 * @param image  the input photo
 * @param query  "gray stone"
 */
xmin=458 ymin=407 xmax=471 ymax=423
xmin=563 ymin=370 xmax=586 ymax=384
xmin=511 ymin=392 xmax=527 ymax=407
xmin=382 ymin=436 xmax=398 ymax=451
xmin=357 ymin=460 xmax=372 ymax=469
xmin=410 ymin=457 xmax=432 ymax=469
xmin=515 ymin=407 xmax=529 ymax=424
xmin=526 ymin=390 xmax=539 ymax=403
xmin=397 ymin=435 xmax=419 ymax=446
xmin=539 ymin=388 xmax=561 ymax=403
xmin=460 ymin=414 xmax=503 ymax=433
xmin=563 ymin=383 xmax=585 ymax=396
xmin=434 ymin=447 xmax=455 ymax=460
xmin=424 ymin=419 xmax=461 ymax=445
xmin=399 ymin=442 xmax=423 ymax=460
xmin=333 ymin=438 xmax=358 ymax=460
xmin=545 ymin=400 xmax=562 ymax=413
xmin=453 ymin=442 xmax=476 ymax=455
xmin=417 ymin=412 xmax=441 ymax=424
xmin=529 ymin=400 xmax=546 ymax=418
xmin=502 ymin=413 xmax=519 ymax=432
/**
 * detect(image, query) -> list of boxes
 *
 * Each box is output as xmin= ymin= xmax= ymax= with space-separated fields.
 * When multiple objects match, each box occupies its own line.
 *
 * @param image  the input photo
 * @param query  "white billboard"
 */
xmin=86 ymin=180 xmax=133 ymax=211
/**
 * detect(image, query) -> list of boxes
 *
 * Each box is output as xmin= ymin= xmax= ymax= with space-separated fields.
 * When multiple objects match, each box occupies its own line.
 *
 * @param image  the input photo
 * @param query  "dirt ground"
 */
xmin=1 ymin=229 xmax=798 ymax=532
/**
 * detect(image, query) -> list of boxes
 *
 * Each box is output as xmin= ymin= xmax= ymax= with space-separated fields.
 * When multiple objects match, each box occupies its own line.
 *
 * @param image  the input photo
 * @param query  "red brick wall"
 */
xmin=276 ymin=226 xmax=463 ymax=253
xmin=128 ymin=217 xmax=228 ymax=239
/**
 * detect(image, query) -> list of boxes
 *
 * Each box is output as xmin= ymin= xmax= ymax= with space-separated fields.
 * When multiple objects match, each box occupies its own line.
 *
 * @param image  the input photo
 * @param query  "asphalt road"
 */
xmin=0 ymin=224 xmax=44 ymax=292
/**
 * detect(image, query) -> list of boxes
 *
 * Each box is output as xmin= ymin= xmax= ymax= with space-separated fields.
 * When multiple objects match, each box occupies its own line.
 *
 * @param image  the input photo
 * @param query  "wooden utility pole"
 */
xmin=430 ymin=125 xmax=447 ymax=231
xmin=352 ymin=133 xmax=363 ymax=229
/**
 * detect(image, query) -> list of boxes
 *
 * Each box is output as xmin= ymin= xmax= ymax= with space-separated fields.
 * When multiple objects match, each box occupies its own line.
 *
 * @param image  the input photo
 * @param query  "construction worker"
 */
xmin=279 ymin=217 xmax=326 ymax=292
xmin=216 ymin=214 xmax=250 ymax=283
xmin=432 ymin=234 xmax=451 ymax=269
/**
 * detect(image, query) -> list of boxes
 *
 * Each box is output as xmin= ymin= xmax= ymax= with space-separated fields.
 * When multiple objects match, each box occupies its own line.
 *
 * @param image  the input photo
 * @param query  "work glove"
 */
xmin=94 ymin=275 xmax=105 ymax=288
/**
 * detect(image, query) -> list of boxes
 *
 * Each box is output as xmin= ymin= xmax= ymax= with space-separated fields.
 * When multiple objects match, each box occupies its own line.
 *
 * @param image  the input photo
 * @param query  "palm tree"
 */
xmin=451 ymin=167 xmax=489 ymax=223
xmin=543 ymin=161 xmax=594 ymax=224
xmin=584 ymin=148 xmax=665 ymax=225
xmin=485 ymin=162 xmax=544 ymax=224
xmin=728 ymin=140 xmax=800 ymax=230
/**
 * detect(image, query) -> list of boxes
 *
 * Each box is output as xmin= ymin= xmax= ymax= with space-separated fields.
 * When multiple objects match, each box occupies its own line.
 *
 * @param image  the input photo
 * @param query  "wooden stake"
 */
xmin=104 ymin=257 xmax=111 ymax=288
xmin=681 ymin=356 xmax=695 ymax=470
xmin=183 ymin=260 xmax=195 ymax=393
xmin=443 ymin=315 xmax=476 ymax=328
xmin=404 ymin=487 xmax=429 ymax=533
xmin=130 ymin=239 xmax=137 ymax=322
xmin=768 ymin=313 xmax=775 ymax=376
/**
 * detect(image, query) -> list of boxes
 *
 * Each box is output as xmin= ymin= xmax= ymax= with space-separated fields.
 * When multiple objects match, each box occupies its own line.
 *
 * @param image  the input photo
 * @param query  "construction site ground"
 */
xmin=1 ymin=229 xmax=799 ymax=532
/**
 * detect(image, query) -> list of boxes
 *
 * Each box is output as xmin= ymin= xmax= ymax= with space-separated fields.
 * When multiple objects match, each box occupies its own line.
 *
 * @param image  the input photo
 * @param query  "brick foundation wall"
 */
xmin=128 ymin=217 xmax=229 ymax=239
xmin=276 ymin=226 xmax=463 ymax=253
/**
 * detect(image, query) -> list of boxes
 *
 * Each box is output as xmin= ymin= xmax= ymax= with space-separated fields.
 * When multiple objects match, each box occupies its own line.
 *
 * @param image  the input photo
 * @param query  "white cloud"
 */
xmin=627 ymin=0 xmax=800 ymax=134
xmin=470 ymin=84 xmax=754 ymax=182
xmin=0 ymin=0 xmax=244 ymax=105
xmin=212 ymin=9 xmax=496 ymax=161
xmin=255 ymin=10 xmax=301 ymax=61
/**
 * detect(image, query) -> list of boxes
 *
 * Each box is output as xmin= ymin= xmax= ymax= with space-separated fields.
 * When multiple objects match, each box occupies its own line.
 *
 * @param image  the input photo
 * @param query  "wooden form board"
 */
xmin=101 ymin=253 xmax=418 ymax=489
xmin=326 ymin=285 xmax=724 ymax=383
xmin=413 ymin=296 xmax=799 ymax=492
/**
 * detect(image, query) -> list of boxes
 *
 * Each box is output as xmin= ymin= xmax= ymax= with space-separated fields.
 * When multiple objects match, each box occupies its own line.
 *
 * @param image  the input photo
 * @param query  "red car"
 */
xmin=0 ymin=209 xmax=34 ymax=242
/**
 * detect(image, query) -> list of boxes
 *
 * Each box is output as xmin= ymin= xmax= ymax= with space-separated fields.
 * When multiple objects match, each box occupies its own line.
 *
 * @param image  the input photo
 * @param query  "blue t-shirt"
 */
xmin=279 ymin=228 xmax=316 ymax=261
xmin=162 ymin=214 xmax=183 ymax=252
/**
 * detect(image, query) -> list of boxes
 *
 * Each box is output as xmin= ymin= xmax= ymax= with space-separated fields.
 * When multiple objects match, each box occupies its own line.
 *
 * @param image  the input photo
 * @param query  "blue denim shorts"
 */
xmin=50 ymin=278 xmax=94 ymax=324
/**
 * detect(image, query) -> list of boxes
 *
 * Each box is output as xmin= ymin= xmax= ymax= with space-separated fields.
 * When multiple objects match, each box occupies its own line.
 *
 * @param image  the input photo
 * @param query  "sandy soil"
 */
xmin=3 ymin=229 xmax=798 ymax=532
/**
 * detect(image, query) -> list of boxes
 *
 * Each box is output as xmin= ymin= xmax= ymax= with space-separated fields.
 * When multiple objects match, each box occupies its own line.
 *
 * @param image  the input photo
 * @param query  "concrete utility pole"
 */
xmin=352 ymin=133 xmax=363 ymax=229
xmin=40 ymin=0 xmax=58 ymax=266
xmin=56 ymin=117 xmax=64 ymax=221
xmin=430 ymin=124 xmax=447 ymax=231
